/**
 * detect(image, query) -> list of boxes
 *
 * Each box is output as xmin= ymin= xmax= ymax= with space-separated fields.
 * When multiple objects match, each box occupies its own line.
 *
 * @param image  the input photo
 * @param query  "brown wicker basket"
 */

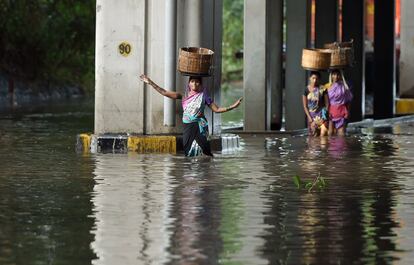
xmin=301 ymin=48 xmax=331 ymax=70
xmin=177 ymin=47 xmax=214 ymax=76
xmin=323 ymin=39 xmax=354 ymax=49
xmin=319 ymin=47 xmax=353 ymax=69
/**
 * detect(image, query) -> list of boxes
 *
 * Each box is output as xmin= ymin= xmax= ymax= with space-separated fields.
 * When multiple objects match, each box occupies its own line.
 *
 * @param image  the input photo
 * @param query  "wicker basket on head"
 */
xmin=323 ymin=47 xmax=353 ymax=69
xmin=332 ymin=48 xmax=352 ymax=68
xmin=324 ymin=39 xmax=354 ymax=49
xmin=178 ymin=47 xmax=214 ymax=76
xmin=301 ymin=48 xmax=331 ymax=71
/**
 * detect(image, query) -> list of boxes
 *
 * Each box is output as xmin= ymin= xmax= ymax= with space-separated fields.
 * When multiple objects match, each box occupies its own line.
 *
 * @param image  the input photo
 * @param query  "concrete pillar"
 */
xmin=244 ymin=0 xmax=284 ymax=131
xmin=183 ymin=0 xmax=202 ymax=46
xmin=244 ymin=0 xmax=266 ymax=131
xmin=267 ymin=0 xmax=284 ymax=130
xmin=315 ymin=0 xmax=338 ymax=84
xmin=177 ymin=0 xmax=222 ymax=135
xmin=399 ymin=0 xmax=414 ymax=98
xmin=95 ymin=0 xmax=146 ymax=134
xmin=164 ymin=0 xmax=178 ymax=126
xmin=342 ymin=0 xmax=365 ymax=121
xmin=202 ymin=0 xmax=223 ymax=135
xmin=145 ymin=0 xmax=181 ymax=135
xmin=285 ymin=0 xmax=311 ymax=130
xmin=95 ymin=0 xmax=223 ymax=135
xmin=315 ymin=0 xmax=338 ymax=48
xmin=373 ymin=0 xmax=395 ymax=118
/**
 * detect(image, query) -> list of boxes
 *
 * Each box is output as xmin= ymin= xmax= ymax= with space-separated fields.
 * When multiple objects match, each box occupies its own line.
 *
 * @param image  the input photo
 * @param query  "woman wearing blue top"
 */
xmin=139 ymin=74 xmax=243 ymax=156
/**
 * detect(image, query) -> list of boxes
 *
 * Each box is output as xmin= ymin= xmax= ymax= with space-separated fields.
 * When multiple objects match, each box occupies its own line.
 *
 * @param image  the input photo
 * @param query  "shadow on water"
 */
xmin=1 ymin=101 xmax=414 ymax=264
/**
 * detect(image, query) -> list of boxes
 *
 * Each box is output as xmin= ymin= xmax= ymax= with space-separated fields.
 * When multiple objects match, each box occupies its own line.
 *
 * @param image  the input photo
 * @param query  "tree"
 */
xmin=0 ymin=0 xmax=95 ymax=92
xmin=222 ymin=0 xmax=243 ymax=83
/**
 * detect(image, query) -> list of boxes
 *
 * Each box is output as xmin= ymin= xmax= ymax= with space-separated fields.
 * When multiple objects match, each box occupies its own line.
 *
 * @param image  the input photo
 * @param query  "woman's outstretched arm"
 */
xmin=139 ymin=74 xmax=182 ymax=99
xmin=209 ymin=97 xmax=243 ymax=113
xmin=302 ymin=95 xmax=313 ymax=123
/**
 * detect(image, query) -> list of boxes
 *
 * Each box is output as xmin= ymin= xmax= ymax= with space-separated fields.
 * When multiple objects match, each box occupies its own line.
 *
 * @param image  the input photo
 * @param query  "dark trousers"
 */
xmin=183 ymin=122 xmax=213 ymax=156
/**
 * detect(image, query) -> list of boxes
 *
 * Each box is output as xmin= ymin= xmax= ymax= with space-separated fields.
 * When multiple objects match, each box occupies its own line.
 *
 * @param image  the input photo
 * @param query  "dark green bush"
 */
xmin=0 ymin=0 xmax=95 ymax=93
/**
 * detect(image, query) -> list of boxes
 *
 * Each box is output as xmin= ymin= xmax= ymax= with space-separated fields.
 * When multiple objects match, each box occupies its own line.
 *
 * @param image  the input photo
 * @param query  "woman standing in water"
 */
xmin=139 ymin=74 xmax=243 ymax=156
xmin=302 ymin=71 xmax=330 ymax=136
xmin=325 ymin=69 xmax=353 ymax=136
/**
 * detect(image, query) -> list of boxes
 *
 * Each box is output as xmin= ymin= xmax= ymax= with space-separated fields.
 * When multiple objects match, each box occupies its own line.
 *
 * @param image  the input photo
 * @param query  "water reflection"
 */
xmin=261 ymin=134 xmax=411 ymax=264
xmin=167 ymin=159 xmax=223 ymax=264
xmin=2 ymin=103 xmax=414 ymax=264
xmin=90 ymin=153 xmax=274 ymax=265
xmin=88 ymin=133 xmax=413 ymax=264
xmin=0 ymin=102 xmax=96 ymax=265
xmin=90 ymin=154 xmax=174 ymax=265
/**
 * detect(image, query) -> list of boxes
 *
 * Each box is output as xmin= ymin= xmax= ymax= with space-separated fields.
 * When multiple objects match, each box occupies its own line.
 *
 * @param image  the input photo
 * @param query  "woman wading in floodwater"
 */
xmin=325 ymin=69 xmax=353 ymax=136
xmin=139 ymin=74 xmax=243 ymax=157
xmin=302 ymin=71 xmax=330 ymax=136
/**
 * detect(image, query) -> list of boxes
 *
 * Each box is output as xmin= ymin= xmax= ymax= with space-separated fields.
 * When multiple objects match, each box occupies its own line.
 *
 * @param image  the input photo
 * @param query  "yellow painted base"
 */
xmin=128 ymin=136 xmax=177 ymax=154
xmin=78 ymin=133 xmax=92 ymax=153
xmin=396 ymin=98 xmax=414 ymax=114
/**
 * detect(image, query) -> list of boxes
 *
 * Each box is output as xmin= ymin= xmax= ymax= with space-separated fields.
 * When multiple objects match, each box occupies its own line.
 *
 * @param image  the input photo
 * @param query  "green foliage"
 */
xmin=293 ymin=175 xmax=302 ymax=189
xmin=293 ymin=173 xmax=327 ymax=192
xmin=222 ymin=0 xmax=243 ymax=83
xmin=0 ymin=0 xmax=95 ymax=92
xmin=0 ymin=0 xmax=243 ymax=93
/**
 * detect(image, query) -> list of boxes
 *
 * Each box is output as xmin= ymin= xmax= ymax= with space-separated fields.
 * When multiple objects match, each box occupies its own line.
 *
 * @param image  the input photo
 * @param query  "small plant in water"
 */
xmin=293 ymin=173 xmax=326 ymax=192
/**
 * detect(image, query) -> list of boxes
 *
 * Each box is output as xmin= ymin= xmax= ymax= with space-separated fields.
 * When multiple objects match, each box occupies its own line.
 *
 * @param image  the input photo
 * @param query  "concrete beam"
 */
xmin=285 ymin=0 xmax=311 ymax=130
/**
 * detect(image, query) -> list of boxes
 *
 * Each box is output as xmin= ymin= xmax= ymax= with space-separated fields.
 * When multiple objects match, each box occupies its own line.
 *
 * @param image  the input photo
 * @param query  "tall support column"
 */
xmin=244 ymin=0 xmax=284 ymax=131
xmin=146 ymin=0 xmax=181 ymax=135
xmin=95 ymin=0 xmax=146 ymax=134
xmin=400 ymin=0 xmax=414 ymax=97
xmin=315 ymin=0 xmax=338 ymax=48
xmin=244 ymin=0 xmax=266 ymax=131
xmin=342 ymin=0 xmax=365 ymax=121
xmin=183 ymin=0 xmax=202 ymax=46
xmin=267 ymin=0 xmax=284 ymax=130
xmin=202 ymin=0 xmax=223 ymax=134
xmin=178 ymin=0 xmax=222 ymax=135
xmin=315 ymin=0 xmax=338 ymax=84
xmin=285 ymin=0 xmax=311 ymax=130
xmin=164 ymin=0 xmax=177 ymax=126
xmin=373 ymin=0 xmax=395 ymax=118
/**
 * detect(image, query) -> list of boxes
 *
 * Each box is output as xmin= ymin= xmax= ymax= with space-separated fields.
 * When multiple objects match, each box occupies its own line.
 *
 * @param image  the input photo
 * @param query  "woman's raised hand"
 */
xmin=139 ymin=74 xmax=151 ymax=85
xmin=233 ymin=97 xmax=243 ymax=108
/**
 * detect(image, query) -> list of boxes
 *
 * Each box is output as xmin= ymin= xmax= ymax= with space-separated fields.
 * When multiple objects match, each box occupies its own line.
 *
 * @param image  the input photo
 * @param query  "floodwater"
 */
xmin=1 ymin=100 xmax=414 ymax=265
